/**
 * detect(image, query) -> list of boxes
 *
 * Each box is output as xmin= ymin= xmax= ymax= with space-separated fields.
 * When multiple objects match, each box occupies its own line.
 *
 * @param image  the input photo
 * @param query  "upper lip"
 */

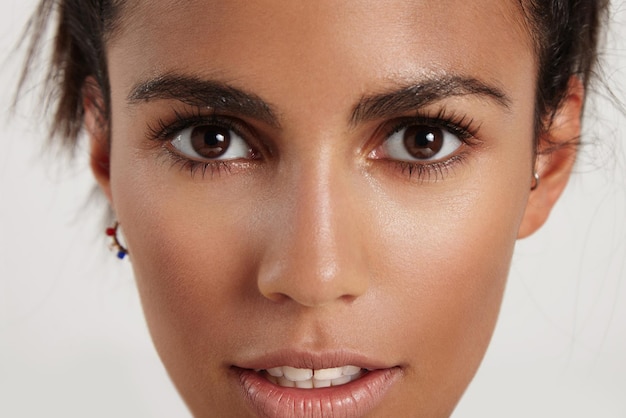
xmin=233 ymin=348 xmax=399 ymax=371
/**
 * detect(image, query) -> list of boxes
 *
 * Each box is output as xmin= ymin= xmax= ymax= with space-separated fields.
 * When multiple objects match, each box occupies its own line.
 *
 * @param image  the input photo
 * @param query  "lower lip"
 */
xmin=235 ymin=367 xmax=402 ymax=418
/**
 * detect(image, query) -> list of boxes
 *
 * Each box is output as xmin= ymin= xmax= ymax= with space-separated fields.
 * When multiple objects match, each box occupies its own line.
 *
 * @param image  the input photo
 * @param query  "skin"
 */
xmin=86 ymin=0 xmax=582 ymax=416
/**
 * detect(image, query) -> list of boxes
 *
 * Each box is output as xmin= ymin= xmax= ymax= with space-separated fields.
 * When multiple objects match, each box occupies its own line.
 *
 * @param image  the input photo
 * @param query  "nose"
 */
xmin=257 ymin=155 xmax=370 ymax=307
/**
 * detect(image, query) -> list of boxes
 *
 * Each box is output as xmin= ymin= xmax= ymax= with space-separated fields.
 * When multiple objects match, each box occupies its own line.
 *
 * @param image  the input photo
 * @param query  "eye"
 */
xmin=170 ymin=124 xmax=255 ymax=161
xmin=379 ymin=124 xmax=462 ymax=162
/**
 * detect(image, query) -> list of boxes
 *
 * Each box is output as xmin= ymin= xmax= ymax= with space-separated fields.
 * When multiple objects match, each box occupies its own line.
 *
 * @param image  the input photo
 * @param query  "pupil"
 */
xmin=205 ymin=131 xmax=225 ymax=146
xmin=415 ymin=132 xmax=434 ymax=147
xmin=403 ymin=126 xmax=444 ymax=159
xmin=191 ymin=126 xmax=231 ymax=158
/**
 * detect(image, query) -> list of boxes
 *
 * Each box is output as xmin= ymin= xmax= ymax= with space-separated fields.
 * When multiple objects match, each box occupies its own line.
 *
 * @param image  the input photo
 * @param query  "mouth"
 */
xmin=256 ymin=365 xmax=366 ymax=388
xmin=233 ymin=354 xmax=402 ymax=417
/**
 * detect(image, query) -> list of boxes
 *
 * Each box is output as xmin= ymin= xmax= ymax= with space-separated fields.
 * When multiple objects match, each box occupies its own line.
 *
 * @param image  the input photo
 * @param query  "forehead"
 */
xmin=109 ymin=0 xmax=534 ymax=112
xmin=114 ymin=0 xmax=531 ymax=53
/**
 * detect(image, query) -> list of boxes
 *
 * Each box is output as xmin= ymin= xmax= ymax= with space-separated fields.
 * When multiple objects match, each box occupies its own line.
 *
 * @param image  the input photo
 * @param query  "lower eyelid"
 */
xmin=163 ymin=149 xmax=261 ymax=179
xmin=379 ymin=150 xmax=470 ymax=182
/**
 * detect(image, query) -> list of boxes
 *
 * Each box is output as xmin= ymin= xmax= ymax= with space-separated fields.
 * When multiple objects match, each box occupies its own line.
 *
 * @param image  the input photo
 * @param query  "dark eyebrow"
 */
xmin=127 ymin=74 xmax=280 ymax=128
xmin=350 ymin=75 xmax=511 ymax=125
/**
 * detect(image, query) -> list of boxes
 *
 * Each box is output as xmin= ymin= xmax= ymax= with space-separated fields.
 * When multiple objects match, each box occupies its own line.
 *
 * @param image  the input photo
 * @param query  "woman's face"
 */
xmin=98 ymin=0 xmax=541 ymax=416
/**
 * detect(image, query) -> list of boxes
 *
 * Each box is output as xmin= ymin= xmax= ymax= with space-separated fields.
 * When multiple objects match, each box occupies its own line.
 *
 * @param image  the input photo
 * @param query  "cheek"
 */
xmin=366 ymin=176 xmax=525 ymax=397
xmin=108 ymin=161 xmax=271 ymax=411
xmin=110 ymin=169 xmax=260 ymax=351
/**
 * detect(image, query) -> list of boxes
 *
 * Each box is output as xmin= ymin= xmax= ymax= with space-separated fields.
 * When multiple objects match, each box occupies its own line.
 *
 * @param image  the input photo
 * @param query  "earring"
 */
xmin=106 ymin=222 xmax=129 ymax=259
xmin=530 ymin=171 xmax=540 ymax=191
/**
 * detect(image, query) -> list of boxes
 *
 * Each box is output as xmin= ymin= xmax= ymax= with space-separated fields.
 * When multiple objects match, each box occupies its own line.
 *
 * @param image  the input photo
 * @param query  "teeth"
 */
xmin=283 ymin=366 xmax=313 ymax=382
xmin=296 ymin=379 xmax=314 ymax=389
xmin=266 ymin=367 xmax=283 ymax=377
xmin=313 ymin=378 xmax=332 ymax=388
xmin=329 ymin=374 xmax=351 ymax=386
xmin=313 ymin=366 xmax=343 ymax=380
xmin=278 ymin=376 xmax=295 ymax=387
xmin=342 ymin=365 xmax=361 ymax=375
xmin=260 ymin=365 xmax=364 ymax=389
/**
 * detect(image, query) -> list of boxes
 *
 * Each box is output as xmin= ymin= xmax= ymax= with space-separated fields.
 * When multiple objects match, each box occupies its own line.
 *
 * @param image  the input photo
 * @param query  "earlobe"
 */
xmin=517 ymin=77 xmax=584 ymax=239
xmin=83 ymin=77 xmax=113 ymax=205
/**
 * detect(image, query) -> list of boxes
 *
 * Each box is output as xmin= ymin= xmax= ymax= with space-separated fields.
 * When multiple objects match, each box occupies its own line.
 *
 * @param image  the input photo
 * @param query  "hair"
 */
xmin=18 ymin=0 xmax=609 ymax=153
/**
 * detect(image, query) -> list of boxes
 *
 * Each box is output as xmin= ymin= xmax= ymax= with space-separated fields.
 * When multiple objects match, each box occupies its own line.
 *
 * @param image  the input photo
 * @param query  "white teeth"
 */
xmin=295 ymin=379 xmax=314 ymax=389
xmin=313 ymin=366 xmax=343 ymax=381
xmin=330 ymin=374 xmax=351 ymax=386
xmin=342 ymin=365 xmax=361 ymax=376
xmin=266 ymin=367 xmax=283 ymax=377
xmin=261 ymin=365 xmax=364 ymax=389
xmin=283 ymin=366 xmax=313 ymax=381
xmin=313 ymin=378 xmax=332 ymax=388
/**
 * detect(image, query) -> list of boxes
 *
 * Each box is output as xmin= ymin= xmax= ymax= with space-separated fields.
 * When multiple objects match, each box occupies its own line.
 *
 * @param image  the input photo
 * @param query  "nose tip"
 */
xmin=257 ymin=237 xmax=369 ymax=307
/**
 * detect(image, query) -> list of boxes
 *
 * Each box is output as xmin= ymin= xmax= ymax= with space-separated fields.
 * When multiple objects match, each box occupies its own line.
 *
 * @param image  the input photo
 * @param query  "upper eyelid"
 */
xmin=383 ymin=112 xmax=481 ymax=142
xmin=147 ymin=111 xmax=252 ymax=142
xmin=387 ymin=117 xmax=472 ymax=136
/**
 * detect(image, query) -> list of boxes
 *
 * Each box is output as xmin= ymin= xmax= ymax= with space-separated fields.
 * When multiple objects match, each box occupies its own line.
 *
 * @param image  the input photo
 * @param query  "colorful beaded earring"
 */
xmin=106 ymin=222 xmax=129 ymax=260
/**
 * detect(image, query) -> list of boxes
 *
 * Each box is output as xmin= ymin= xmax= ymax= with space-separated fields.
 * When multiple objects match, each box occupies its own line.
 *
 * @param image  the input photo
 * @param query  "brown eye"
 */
xmin=380 ymin=123 xmax=462 ymax=162
xmin=170 ymin=124 xmax=254 ymax=161
xmin=190 ymin=126 xmax=231 ymax=159
xmin=403 ymin=126 xmax=444 ymax=159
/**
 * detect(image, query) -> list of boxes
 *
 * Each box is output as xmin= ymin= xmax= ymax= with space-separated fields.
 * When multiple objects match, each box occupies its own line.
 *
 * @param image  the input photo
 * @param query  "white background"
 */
xmin=1 ymin=1 xmax=625 ymax=417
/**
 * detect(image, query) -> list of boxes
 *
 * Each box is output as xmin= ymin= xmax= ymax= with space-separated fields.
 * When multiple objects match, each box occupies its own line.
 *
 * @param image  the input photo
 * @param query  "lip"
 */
xmin=232 ymin=350 xmax=403 ymax=418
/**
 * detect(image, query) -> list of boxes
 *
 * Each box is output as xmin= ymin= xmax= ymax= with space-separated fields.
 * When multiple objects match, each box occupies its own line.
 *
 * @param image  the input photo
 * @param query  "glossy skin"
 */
xmin=87 ymin=0 xmax=581 ymax=416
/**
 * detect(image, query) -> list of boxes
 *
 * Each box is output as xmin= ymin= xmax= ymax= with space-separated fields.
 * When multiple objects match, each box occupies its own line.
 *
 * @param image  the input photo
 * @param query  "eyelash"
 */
xmin=381 ymin=109 xmax=481 ymax=181
xmin=386 ymin=108 xmax=479 ymax=142
xmin=146 ymin=107 xmax=481 ymax=181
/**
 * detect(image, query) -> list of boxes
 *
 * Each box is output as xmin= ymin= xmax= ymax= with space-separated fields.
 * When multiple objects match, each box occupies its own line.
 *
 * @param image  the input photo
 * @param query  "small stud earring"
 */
xmin=530 ymin=171 xmax=540 ymax=191
xmin=106 ymin=222 xmax=129 ymax=259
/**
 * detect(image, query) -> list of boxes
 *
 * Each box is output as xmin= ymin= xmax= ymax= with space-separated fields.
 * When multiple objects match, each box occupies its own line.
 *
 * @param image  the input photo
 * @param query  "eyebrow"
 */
xmin=127 ymin=74 xmax=281 ymax=128
xmin=350 ymin=75 xmax=511 ymax=125
xmin=127 ymin=72 xmax=511 ymax=129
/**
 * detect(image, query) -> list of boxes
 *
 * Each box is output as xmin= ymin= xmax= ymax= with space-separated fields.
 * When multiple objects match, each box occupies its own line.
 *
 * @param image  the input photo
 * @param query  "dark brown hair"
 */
xmin=19 ymin=0 xmax=610 ymax=152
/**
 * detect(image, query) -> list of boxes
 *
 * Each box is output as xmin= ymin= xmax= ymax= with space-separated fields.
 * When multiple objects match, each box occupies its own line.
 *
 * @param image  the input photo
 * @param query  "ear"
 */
xmin=517 ymin=77 xmax=584 ymax=239
xmin=83 ymin=77 xmax=113 ymax=205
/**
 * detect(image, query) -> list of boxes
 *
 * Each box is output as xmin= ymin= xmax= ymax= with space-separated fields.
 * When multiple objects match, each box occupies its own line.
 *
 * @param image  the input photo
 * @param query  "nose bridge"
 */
xmin=257 ymin=149 xmax=369 ymax=307
xmin=298 ymin=153 xmax=344 ymax=282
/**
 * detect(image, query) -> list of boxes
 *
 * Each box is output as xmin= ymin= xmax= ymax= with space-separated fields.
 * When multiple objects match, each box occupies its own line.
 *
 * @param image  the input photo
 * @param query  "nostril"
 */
xmin=260 ymin=291 xmax=290 ymax=304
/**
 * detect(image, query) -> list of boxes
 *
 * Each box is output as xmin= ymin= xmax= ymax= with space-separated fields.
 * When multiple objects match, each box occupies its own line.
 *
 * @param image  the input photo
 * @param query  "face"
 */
xmin=89 ymin=0 xmax=573 ymax=416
